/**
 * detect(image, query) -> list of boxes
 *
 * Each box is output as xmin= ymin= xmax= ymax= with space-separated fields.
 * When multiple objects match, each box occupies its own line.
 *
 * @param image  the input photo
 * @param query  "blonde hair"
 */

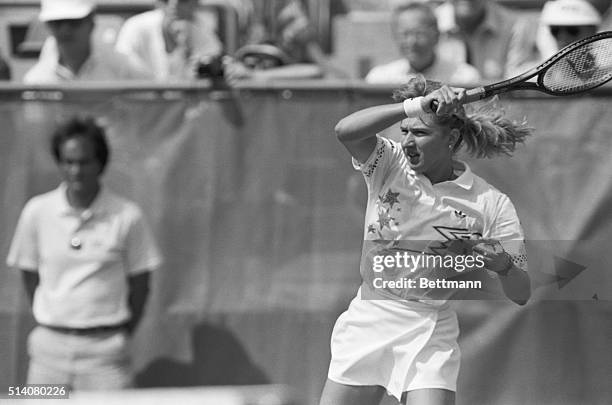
xmin=392 ymin=76 xmax=533 ymax=158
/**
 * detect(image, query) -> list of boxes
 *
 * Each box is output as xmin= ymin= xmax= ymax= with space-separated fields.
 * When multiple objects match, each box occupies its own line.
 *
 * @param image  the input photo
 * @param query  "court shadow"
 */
xmin=135 ymin=322 xmax=269 ymax=387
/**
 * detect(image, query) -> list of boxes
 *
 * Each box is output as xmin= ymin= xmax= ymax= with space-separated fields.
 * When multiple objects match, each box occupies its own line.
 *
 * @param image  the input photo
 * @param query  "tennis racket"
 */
xmin=431 ymin=31 xmax=612 ymax=110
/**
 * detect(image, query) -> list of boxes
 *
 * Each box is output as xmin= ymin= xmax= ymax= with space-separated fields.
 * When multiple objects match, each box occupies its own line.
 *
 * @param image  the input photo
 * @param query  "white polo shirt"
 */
xmin=7 ymin=184 xmax=162 ymax=328
xmin=365 ymin=54 xmax=480 ymax=87
xmin=23 ymin=37 xmax=153 ymax=83
xmin=354 ymin=136 xmax=528 ymax=303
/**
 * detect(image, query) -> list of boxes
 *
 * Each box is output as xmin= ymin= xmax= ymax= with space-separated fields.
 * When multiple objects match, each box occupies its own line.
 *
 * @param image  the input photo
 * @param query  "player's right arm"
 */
xmin=334 ymin=103 xmax=407 ymax=164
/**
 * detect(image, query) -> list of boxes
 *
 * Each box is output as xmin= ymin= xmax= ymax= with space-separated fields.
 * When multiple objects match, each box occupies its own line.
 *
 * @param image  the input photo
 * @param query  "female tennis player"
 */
xmin=319 ymin=77 xmax=532 ymax=405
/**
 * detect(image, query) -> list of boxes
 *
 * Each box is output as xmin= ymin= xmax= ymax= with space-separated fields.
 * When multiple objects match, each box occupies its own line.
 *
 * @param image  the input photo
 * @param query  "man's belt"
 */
xmin=41 ymin=323 xmax=128 ymax=335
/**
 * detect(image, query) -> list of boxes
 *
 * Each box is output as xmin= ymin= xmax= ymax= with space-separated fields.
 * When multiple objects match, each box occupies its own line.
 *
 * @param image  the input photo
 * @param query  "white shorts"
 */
xmin=327 ymin=289 xmax=460 ymax=401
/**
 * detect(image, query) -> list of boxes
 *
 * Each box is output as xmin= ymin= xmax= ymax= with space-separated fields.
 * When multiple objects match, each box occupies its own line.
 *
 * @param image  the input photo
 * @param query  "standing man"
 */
xmin=7 ymin=117 xmax=162 ymax=390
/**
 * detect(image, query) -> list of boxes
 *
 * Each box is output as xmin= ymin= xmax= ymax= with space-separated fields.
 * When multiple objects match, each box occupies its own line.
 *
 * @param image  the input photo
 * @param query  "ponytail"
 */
xmin=459 ymin=105 xmax=533 ymax=158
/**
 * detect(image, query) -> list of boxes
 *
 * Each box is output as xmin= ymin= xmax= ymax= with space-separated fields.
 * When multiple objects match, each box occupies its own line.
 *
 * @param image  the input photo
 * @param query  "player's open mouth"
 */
xmin=403 ymin=147 xmax=420 ymax=164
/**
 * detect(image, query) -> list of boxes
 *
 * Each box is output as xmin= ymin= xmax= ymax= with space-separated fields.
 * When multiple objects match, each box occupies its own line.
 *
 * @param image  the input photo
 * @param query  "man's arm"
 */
xmin=20 ymin=270 xmax=39 ymax=307
xmin=126 ymin=272 xmax=151 ymax=335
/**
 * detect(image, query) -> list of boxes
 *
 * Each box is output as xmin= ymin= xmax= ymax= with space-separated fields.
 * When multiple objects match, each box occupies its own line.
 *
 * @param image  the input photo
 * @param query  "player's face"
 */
xmin=394 ymin=9 xmax=438 ymax=69
xmin=400 ymin=116 xmax=453 ymax=175
xmin=58 ymin=136 xmax=102 ymax=193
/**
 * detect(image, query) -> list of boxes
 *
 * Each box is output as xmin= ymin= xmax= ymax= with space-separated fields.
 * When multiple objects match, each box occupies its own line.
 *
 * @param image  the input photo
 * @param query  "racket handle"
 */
xmin=429 ymin=87 xmax=486 ymax=112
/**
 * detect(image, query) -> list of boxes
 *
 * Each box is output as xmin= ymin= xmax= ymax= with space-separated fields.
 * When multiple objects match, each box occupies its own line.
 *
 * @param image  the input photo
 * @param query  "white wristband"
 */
xmin=402 ymin=97 xmax=426 ymax=117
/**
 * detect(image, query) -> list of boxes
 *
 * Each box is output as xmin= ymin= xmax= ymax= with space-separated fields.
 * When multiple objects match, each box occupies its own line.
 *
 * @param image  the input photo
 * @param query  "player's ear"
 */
xmin=449 ymin=128 xmax=460 ymax=149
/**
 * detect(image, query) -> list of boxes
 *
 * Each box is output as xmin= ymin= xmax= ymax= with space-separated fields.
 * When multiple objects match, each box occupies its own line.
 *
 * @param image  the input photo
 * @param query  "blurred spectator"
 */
xmin=115 ymin=0 xmax=223 ymax=81
xmin=0 ymin=50 xmax=10 ymax=80
xmin=435 ymin=0 xmax=534 ymax=80
xmin=7 ymin=116 xmax=162 ymax=389
xmin=540 ymin=0 xmax=601 ymax=54
xmin=365 ymin=2 xmax=479 ymax=86
xmin=224 ymin=0 xmax=348 ymax=82
xmin=24 ymin=0 xmax=152 ymax=83
xmin=511 ymin=0 xmax=602 ymax=75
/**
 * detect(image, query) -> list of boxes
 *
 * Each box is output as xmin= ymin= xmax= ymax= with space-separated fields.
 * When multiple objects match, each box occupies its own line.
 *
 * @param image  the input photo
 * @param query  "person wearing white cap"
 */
xmin=508 ymin=0 xmax=602 ymax=76
xmin=541 ymin=0 xmax=602 ymax=51
xmin=23 ymin=0 xmax=152 ymax=83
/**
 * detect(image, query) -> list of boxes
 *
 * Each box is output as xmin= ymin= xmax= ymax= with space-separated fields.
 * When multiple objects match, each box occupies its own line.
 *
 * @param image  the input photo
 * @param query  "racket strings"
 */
xmin=542 ymin=39 xmax=612 ymax=94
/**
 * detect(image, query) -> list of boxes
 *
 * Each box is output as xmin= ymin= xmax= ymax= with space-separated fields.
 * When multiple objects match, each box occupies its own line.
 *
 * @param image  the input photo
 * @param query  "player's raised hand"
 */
xmin=422 ymin=86 xmax=466 ymax=116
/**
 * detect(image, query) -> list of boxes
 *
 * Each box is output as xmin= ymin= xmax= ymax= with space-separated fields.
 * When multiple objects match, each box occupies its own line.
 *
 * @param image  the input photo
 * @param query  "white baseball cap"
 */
xmin=39 ymin=0 xmax=96 ymax=22
xmin=541 ymin=0 xmax=602 ymax=26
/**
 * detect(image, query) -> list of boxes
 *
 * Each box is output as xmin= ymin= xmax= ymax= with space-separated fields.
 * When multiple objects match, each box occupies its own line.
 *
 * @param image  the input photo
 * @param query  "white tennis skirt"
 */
xmin=327 ymin=288 xmax=460 ymax=401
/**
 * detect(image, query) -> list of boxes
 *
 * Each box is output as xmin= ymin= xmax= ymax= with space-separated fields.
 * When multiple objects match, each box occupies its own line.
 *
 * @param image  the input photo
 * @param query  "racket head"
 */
xmin=536 ymin=31 xmax=612 ymax=95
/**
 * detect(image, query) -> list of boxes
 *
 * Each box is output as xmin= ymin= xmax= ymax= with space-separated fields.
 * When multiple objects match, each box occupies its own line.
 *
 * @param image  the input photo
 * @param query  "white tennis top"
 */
xmin=7 ymin=184 xmax=162 ymax=328
xmin=354 ymin=136 xmax=528 ymax=304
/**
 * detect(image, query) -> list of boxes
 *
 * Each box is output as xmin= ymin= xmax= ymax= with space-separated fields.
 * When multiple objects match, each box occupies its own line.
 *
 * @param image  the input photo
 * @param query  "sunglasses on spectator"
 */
xmin=549 ymin=25 xmax=586 ymax=38
xmin=47 ymin=18 xmax=88 ymax=28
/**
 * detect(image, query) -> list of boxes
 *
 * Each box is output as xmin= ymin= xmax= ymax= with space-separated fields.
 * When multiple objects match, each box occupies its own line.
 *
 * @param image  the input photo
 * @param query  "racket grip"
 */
xmin=429 ymin=87 xmax=486 ymax=112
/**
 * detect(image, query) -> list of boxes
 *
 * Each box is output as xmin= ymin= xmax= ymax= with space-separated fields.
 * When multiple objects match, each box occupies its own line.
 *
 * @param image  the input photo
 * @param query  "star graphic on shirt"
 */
xmin=377 ymin=210 xmax=393 ymax=230
xmin=381 ymin=190 xmax=400 ymax=208
xmin=367 ymin=224 xmax=377 ymax=234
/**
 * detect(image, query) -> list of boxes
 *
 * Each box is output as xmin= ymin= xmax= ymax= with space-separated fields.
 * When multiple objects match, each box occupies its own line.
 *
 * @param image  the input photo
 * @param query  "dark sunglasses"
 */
xmin=549 ymin=25 xmax=584 ymax=38
xmin=47 ymin=18 xmax=88 ymax=28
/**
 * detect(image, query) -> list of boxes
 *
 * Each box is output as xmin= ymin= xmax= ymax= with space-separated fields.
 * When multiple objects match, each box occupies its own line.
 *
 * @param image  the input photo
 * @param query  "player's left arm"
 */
xmin=473 ymin=195 xmax=531 ymax=305
xmin=473 ymin=241 xmax=531 ymax=305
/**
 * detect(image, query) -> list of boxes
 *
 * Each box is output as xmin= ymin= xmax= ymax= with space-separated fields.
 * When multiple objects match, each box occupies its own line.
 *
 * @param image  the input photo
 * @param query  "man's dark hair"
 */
xmin=51 ymin=116 xmax=110 ymax=171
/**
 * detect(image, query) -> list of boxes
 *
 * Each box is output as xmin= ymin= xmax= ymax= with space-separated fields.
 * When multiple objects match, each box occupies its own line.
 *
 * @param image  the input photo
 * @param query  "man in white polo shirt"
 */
xmin=7 ymin=116 xmax=162 ymax=389
xmin=24 ymin=0 xmax=152 ymax=83
xmin=366 ymin=2 xmax=480 ymax=86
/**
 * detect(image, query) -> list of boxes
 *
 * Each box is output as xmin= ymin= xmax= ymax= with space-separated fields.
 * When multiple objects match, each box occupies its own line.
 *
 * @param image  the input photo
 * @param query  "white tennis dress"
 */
xmin=328 ymin=136 xmax=528 ymax=401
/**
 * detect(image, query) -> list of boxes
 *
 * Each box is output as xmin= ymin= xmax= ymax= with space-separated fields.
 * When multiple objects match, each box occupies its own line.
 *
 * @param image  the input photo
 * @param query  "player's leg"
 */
xmin=319 ymin=378 xmax=386 ymax=405
xmin=402 ymin=388 xmax=455 ymax=405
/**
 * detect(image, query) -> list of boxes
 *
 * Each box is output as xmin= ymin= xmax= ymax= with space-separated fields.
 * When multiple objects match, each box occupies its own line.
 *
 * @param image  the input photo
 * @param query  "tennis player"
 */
xmin=319 ymin=77 xmax=532 ymax=405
